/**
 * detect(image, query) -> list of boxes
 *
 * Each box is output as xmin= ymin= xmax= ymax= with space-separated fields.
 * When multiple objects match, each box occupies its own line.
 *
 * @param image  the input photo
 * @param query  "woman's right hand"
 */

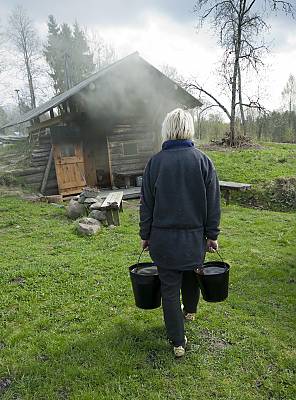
xmin=206 ymin=239 xmax=218 ymax=252
xmin=142 ymin=240 xmax=150 ymax=251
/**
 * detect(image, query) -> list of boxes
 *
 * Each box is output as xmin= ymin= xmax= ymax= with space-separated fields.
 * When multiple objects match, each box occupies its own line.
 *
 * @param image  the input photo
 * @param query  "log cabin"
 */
xmin=1 ymin=52 xmax=201 ymax=196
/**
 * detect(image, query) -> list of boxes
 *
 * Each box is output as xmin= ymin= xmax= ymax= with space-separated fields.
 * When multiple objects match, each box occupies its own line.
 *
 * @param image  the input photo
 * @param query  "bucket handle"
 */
xmin=137 ymin=248 xmax=146 ymax=266
xmin=137 ymin=249 xmax=225 ymax=265
xmin=215 ymin=250 xmax=224 ymax=263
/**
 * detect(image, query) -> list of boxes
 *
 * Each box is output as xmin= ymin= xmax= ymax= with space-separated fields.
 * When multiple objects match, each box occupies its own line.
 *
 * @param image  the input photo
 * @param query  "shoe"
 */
xmin=173 ymin=336 xmax=187 ymax=358
xmin=183 ymin=312 xmax=196 ymax=321
xmin=181 ymin=304 xmax=196 ymax=321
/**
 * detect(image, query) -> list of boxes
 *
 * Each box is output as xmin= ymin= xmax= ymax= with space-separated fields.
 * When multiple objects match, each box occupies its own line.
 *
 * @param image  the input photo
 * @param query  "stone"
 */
xmin=81 ymin=187 xmax=100 ymax=198
xmin=84 ymin=197 xmax=97 ymax=204
xmin=77 ymin=217 xmax=101 ymax=236
xmin=88 ymin=210 xmax=106 ymax=221
xmin=89 ymin=200 xmax=103 ymax=210
xmin=66 ymin=200 xmax=86 ymax=219
xmin=78 ymin=195 xmax=86 ymax=203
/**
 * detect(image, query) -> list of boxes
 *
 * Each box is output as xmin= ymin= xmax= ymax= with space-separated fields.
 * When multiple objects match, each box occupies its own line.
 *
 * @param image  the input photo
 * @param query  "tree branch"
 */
xmin=185 ymin=81 xmax=231 ymax=120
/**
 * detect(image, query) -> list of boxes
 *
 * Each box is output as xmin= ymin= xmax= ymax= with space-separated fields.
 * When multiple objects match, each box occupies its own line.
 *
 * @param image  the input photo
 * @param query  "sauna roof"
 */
xmin=1 ymin=52 xmax=202 ymax=129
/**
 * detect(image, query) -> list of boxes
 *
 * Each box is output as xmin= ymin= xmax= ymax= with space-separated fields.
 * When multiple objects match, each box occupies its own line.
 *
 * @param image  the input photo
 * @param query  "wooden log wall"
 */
xmin=13 ymin=129 xmax=59 ymax=195
xmin=83 ymin=137 xmax=110 ymax=188
xmin=107 ymin=121 xmax=155 ymax=180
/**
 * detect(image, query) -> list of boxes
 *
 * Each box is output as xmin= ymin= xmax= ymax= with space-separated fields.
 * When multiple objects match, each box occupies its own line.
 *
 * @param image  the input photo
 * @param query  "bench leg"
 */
xmin=106 ymin=209 xmax=114 ymax=226
xmin=112 ymin=209 xmax=120 ymax=226
xmin=224 ymin=190 xmax=230 ymax=206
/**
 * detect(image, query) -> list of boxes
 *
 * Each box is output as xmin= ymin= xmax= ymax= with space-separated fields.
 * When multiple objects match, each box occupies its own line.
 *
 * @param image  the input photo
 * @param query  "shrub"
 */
xmin=0 ymin=173 xmax=22 ymax=187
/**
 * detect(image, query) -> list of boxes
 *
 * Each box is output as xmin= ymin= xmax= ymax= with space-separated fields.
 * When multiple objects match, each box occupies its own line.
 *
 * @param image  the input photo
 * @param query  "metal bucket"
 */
xmin=129 ymin=252 xmax=161 ymax=310
xmin=196 ymin=254 xmax=230 ymax=302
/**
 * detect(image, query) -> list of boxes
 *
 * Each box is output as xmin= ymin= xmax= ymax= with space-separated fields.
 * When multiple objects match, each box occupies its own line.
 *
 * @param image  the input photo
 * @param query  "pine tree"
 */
xmin=44 ymin=15 xmax=62 ymax=93
xmin=44 ymin=16 xmax=95 ymax=94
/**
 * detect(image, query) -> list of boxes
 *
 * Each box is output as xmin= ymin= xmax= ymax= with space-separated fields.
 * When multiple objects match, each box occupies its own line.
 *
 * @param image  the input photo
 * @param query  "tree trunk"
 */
xmin=238 ymin=62 xmax=246 ymax=136
xmin=24 ymin=52 xmax=36 ymax=109
xmin=230 ymin=54 xmax=239 ymax=146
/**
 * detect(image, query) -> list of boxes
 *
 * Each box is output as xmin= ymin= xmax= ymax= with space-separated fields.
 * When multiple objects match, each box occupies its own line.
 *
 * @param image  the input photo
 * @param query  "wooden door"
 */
xmin=53 ymin=142 xmax=86 ymax=196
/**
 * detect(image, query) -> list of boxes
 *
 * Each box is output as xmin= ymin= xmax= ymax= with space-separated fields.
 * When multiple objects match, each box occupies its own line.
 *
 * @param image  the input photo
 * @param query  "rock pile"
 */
xmin=66 ymin=187 xmax=108 ymax=235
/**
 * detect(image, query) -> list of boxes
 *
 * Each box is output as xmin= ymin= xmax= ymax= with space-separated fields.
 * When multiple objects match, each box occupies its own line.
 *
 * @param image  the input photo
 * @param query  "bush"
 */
xmin=265 ymin=177 xmax=296 ymax=211
xmin=233 ymin=177 xmax=296 ymax=212
xmin=0 ymin=173 xmax=20 ymax=187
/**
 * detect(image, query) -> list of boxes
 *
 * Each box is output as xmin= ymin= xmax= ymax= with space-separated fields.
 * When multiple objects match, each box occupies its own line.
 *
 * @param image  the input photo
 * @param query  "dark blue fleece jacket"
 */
xmin=139 ymin=141 xmax=221 ymax=270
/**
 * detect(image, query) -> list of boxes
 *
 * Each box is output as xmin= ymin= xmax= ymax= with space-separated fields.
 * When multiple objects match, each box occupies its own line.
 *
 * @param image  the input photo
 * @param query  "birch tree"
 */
xmin=194 ymin=0 xmax=295 ymax=146
xmin=8 ymin=5 xmax=40 ymax=109
xmin=282 ymin=74 xmax=296 ymax=113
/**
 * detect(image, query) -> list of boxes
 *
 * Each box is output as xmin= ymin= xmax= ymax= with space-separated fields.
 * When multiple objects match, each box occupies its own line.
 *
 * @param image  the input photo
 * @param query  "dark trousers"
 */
xmin=157 ymin=268 xmax=200 ymax=347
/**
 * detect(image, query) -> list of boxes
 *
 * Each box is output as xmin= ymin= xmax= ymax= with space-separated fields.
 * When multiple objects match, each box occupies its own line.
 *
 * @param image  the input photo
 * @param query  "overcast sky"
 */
xmin=0 ymin=0 xmax=296 ymax=114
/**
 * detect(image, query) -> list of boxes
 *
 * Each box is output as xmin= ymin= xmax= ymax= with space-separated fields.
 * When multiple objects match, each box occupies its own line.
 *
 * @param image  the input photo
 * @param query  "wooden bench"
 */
xmin=114 ymin=170 xmax=143 ymax=188
xmin=100 ymin=191 xmax=123 ymax=226
xmin=219 ymin=181 xmax=251 ymax=205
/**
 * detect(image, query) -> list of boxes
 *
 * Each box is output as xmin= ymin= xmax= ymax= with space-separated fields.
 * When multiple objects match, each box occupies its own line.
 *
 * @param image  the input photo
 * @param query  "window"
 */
xmin=123 ymin=142 xmax=138 ymax=156
xmin=60 ymin=143 xmax=75 ymax=157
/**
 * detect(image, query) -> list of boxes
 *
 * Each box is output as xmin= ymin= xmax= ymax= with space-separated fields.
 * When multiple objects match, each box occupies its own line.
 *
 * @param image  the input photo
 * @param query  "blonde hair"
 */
xmin=161 ymin=108 xmax=194 ymax=141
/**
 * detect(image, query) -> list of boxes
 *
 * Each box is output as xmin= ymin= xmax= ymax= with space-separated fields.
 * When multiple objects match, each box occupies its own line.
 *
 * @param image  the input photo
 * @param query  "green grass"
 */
xmin=0 ymin=197 xmax=295 ymax=399
xmin=202 ymin=142 xmax=296 ymax=184
xmin=201 ymin=143 xmax=296 ymax=211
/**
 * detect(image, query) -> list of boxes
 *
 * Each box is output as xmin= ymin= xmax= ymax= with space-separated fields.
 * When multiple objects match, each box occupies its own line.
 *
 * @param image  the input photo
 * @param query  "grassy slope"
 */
xmin=0 ymin=197 xmax=295 ymax=400
xmin=201 ymin=143 xmax=296 ymax=211
xmin=202 ymin=143 xmax=296 ymax=184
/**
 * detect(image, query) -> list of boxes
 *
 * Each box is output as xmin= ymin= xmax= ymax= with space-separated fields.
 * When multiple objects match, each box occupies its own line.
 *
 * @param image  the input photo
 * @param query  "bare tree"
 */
xmin=86 ymin=30 xmax=117 ymax=71
xmin=8 ymin=5 xmax=40 ymax=109
xmin=160 ymin=64 xmax=184 ymax=84
xmin=282 ymin=74 xmax=296 ymax=113
xmin=194 ymin=0 xmax=294 ymax=145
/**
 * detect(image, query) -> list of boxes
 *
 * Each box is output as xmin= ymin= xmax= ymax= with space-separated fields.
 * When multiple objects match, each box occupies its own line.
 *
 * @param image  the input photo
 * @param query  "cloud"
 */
xmin=0 ymin=0 xmax=197 ymax=27
xmin=0 ymin=0 xmax=295 ymax=113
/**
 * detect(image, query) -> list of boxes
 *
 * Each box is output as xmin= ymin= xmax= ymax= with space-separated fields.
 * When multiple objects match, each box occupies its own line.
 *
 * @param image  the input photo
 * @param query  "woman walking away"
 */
xmin=139 ymin=108 xmax=221 ymax=357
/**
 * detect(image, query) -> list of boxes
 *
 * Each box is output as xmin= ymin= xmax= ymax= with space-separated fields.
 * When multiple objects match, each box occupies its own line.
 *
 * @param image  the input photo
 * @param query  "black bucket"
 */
xmin=129 ymin=252 xmax=161 ymax=310
xmin=196 ymin=255 xmax=230 ymax=302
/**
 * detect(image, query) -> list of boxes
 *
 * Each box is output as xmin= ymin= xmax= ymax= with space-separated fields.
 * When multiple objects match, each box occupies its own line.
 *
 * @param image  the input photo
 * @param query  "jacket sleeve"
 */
xmin=205 ymin=159 xmax=221 ymax=240
xmin=139 ymin=159 xmax=155 ymax=240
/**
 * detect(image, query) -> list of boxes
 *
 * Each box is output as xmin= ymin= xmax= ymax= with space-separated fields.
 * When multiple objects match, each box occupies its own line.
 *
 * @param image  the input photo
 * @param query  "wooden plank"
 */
xmin=40 ymin=147 xmax=53 ymax=194
xmin=115 ymin=170 xmax=143 ymax=177
xmin=219 ymin=181 xmax=251 ymax=190
xmin=27 ymin=116 xmax=63 ymax=133
xmin=30 ymin=161 xmax=48 ymax=167
xmin=110 ymin=156 xmax=150 ymax=167
xmin=32 ymin=152 xmax=50 ymax=159
xmin=23 ymin=173 xmax=44 ymax=184
xmin=112 ymin=164 xmax=146 ymax=173
xmin=11 ymin=166 xmax=46 ymax=176
xmin=100 ymin=191 xmax=123 ymax=209
xmin=108 ymin=132 xmax=148 ymax=142
xmin=106 ymin=136 xmax=114 ymax=188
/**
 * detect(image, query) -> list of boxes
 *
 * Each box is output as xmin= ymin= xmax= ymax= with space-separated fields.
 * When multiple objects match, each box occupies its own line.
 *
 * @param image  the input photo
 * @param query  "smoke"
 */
xmin=76 ymin=55 xmax=195 ymax=131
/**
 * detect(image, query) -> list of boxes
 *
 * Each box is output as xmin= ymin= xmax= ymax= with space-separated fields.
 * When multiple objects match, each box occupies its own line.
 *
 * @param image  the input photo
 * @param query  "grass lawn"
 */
xmin=202 ymin=142 xmax=296 ymax=184
xmin=0 ymin=196 xmax=295 ymax=400
xmin=201 ymin=142 xmax=296 ymax=211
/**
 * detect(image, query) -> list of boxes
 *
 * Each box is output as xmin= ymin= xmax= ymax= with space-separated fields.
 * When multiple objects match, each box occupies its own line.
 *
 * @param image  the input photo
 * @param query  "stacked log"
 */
xmin=12 ymin=135 xmax=59 ymax=195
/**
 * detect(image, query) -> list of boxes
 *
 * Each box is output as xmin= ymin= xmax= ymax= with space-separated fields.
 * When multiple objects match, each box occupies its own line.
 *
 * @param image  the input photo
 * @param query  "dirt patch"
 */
xmin=0 ymin=377 xmax=12 ymax=394
xmin=9 ymin=276 xmax=26 ymax=286
xmin=36 ymin=354 xmax=49 ymax=362
xmin=200 ymin=329 xmax=231 ymax=351
xmin=200 ymin=143 xmax=263 ymax=151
